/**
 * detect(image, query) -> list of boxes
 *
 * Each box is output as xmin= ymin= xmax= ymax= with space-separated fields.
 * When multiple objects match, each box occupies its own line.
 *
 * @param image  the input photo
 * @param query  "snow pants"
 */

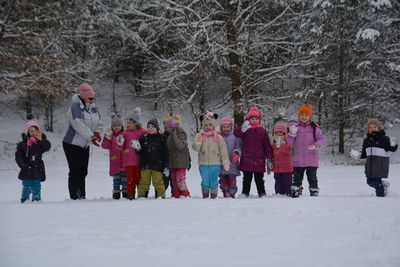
xmin=274 ymin=172 xmax=292 ymax=195
xmin=125 ymin=165 xmax=141 ymax=198
xmin=112 ymin=171 xmax=127 ymax=194
xmin=367 ymin=178 xmax=385 ymax=197
xmin=138 ymin=169 xmax=166 ymax=198
xmin=21 ymin=179 xmax=41 ymax=201
xmin=63 ymin=142 xmax=89 ymax=200
xmin=242 ymin=171 xmax=265 ymax=196
xmin=219 ymin=174 xmax=238 ymax=197
xmin=171 ymin=168 xmax=190 ymax=198
xmin=293 ymin=167 xmax=319 ymax=194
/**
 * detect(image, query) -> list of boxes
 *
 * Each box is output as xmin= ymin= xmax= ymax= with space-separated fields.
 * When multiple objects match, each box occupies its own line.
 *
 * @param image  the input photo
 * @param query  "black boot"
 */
xmin=113 ymin=190 xmax=121 ymax=200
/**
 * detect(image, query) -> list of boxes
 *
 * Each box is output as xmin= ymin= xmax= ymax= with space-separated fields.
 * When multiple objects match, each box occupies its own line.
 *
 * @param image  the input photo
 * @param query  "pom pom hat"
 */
xmin=298 ymin=104 xmax=312 ymax=117
xmin=26 ymin=120 xmax=40 ymax=130
xmin=246 ymin=107 xmax=262 ymax=121
xmin=274 ymin=121 xmax=288 ymax=134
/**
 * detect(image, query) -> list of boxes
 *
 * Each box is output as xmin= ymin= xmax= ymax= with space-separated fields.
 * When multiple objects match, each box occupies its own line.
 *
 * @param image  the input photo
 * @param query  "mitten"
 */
xmin=163 ymin=168 xmax=170 ymax=177
xmin=307 ymin=144 xmax=317 ymax=151
xmin=274 ymin=135 xmax=284 ymax=148
xmin=231 ymin=152 xmax=240 ymax=164
xmin=91 ymin=132 xmax=101 ymax=146
xmin=27 ymin=136 xmax=37 ymax=147
xmin=195 ymin=133 xmax=202 ymax=143
xmin=223 ymin=162 xmax=230 ymax=171
xmin=241 ymin=120 xmax=250 ymax=133
xmin=116 ymin=135 xmax=125 ymax=146
xmin=130 ymin=139 xmax=141 ymax=151
xmin=104 ymin=128 xmax=113 ymax=140
xmin=266 ymin=159 xmax=273 ymax=175
xmin=350 ymin=149 xmax=361 ymax=160
xmin=288 ymin=126 xmax=298 ymax=137
xmin=390 ymin=136 xmax=397 ymax=147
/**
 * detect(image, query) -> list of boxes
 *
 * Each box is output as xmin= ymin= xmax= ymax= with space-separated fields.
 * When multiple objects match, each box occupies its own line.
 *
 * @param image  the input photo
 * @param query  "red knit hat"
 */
xmin=274 ymin=121 xmax=287 ymax=134
xmin=79 ymin=83 xmax=95 ymax=99
xmin=246 ymin=107 xmax=262 ymax=120
xmin=298 ymin=104 xmax=312 ymax=116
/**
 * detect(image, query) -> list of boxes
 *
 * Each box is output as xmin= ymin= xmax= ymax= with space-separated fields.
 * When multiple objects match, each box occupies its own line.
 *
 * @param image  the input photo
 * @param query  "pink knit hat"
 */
xmin=79 ymin=83 xmax=95 ymax=99
xmin=220 ymin=117 xmax=234 ymax=126
xmin=274 ymin=121 xmax=287 ymax=134
xmin=26 ymin=120 xmax=40 ymax=130
xmin=246 ymin=107 xmax=262 ymax=121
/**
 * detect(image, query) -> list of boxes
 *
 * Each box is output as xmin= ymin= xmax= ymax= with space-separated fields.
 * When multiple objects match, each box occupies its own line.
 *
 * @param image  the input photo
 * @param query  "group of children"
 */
xmin=15 ymin=104 xmax=398 ymax=202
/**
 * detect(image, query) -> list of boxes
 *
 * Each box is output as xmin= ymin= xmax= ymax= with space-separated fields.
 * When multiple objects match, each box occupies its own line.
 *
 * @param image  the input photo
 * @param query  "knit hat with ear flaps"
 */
xmin=246 ymin=107 xmax=262 ymax=121
xmin=274 ymin=121 xmax=288 ymax=134
xmin=220 ymin=117 xmax=234 ymax=127
xmin=147 ymin=118 xmax=161 ymax=132
xmin=298 ymin=104 xmax=313 ymax=117
xmin=26 ymin=120 xmax=40 ymax=131
xmin=111 ymin=112 xmax=123 ymax=127
xmin=368 ymin=118 xmax=382 ymax=130
xmin=127 ymin=107 xmax=142 ymax=123
xmin=79 ymin=83 xmax=95 ymax=99
xmin=201 ymin=111 xmax=218 ymax=127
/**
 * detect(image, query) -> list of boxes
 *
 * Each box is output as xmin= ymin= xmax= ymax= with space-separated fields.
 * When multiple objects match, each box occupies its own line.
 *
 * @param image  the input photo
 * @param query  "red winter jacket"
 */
xmin=272 ymin=143 xmax=293 ymax=173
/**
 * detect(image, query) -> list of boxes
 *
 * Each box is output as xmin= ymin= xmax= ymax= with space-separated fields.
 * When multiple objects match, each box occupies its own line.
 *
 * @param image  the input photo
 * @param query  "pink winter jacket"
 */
xmin=101 ymin=132 xmax=124 ymax=176
xmin=119 ymin=128 xmax=147 ymax=167
xmin=287 ymin=121 xmax=324 ymax=168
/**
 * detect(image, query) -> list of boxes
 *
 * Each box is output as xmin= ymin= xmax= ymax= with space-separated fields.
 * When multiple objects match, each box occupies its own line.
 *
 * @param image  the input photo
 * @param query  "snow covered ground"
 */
xmin=1 ymin=84 xmax=399 ymax=267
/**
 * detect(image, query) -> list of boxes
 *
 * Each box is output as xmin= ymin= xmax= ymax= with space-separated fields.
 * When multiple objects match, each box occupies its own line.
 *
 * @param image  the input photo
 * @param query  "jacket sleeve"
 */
xmin=172 ymin=128 xmax=188 ymax=151
xmin=233 ymin=127 xmax=244 ymax=139
xmin=15 ymin=143 xmax=27 ymax=169
xmin=101 ymin=136 xmax=112 ymax=149
xmin=67 ymin=104 xmax=93 ymax=141
xmin=192 ymin=134 xmax=202 ymax=152
xmin=384 ymin=136 xmax=398 ymax=152
xmin=360 ymin=139 xmax=367 ymax=159
xmin=162 ymin=137 xmax=170 ymax=168
xmin=263 ymin=130 xmax=273 ymax=160
xmin=218 ymin=135 xmax=230 ymax=165
xmin=38 ymin=136 xmax=51 ymax=154
xmin=233 ymin=137 xmax=242 ymax=156
xmin=314 ymin=126 xmax=325 ymax=147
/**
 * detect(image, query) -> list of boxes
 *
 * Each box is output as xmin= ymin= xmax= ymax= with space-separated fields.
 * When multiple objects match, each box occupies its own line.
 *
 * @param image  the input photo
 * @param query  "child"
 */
xmin=234 ymin=107 xmax=273 ymax=198
xmin=101 ymin=113 xmax=127 ymax=199
xmin=164 ymin=114 xmax=191 ymax=198
xmin=135 ymin=119 xmax=169 ymax=198
xmin=287 ymin=104 xmax=324 ymax=197
xmin=192 ymin=111 xmax=230 ymax=199
xmin=351 ymin=118 xmax=398 ymax=197
xmin=272 ymin=121 xmax=293 ymax=196
xmin=219 ymin=117 xmax=241 ymax=198
xmin=15 ymin=120 xmax=51 ymax=203
xmin=119 ymin=108 xmax=147 ymax=200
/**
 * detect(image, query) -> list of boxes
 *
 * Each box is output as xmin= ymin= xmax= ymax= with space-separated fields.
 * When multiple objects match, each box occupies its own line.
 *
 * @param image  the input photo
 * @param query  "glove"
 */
xmin=288 ymin=126 xmax=298 ymax=137
xmin=27 ymin=136 xmax=38 ymax=147
xmin=390 ymin=136 xmax=397 ymax=147
xmin=274 ymin=135 xmax=285 ymax=148
xmin=231 ymin=152 xmax=240 ymax=164
xmin=195 ymin=133 xmax=202 ymax=143
xmin=91 ymin=132 xmax=101 ymax=146
xmin=266 ymin=159 xmax=273 ymax=175
xmin=116 ymin=135 xmax=125 ymax=146
xmin=163 ymin=168 xmax=170 ymax=177
xmin=223 ymin=162 xmax=230 ymax=171
xmin=350 ymin=149 xmax=361 ymax=160
xmin=307 ymin=144 xmax=317 ymax=151
xmin=130 ymin=139 xmax=141 ymax=151
xmin=104 ymin=128 xmax=113 ymax=140
xmin=241 ymin=120 xmax=250 ymax=133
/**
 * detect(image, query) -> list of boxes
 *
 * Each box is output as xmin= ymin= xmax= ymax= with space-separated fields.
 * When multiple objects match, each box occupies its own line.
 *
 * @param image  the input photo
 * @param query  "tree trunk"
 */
xmin=338 ymin=45 xmax=345 ymax=154
xmin=25 ymin=89 xmax=33 ymax=120
xmin=224 ymin=0 xmax=244 ymax=127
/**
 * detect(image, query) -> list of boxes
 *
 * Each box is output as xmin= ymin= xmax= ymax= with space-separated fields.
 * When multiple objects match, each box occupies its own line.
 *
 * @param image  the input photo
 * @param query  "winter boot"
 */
xmin=127 ymin=192 xmax=135 ymax=200
xmin=382 ymin=180 xmax=390 ymax=197
xmin=258 ymin=192 xmax=266 ymax=198
xmin=310 ymin=187 xmax=319 ymax=197
xmin=299 ymin=185 xmax=304 ymax=195
xmin=181 ymin=190 xmax=190 ymax=198
xmin=210 ymin=189 xmax=218 ymax=199
xmin=113 ymin=190 xmax=121 ymax=200
xmin=238 ymin=193 xmax=249 ymax=198
xmin=21 ymin=198 xmax=28 ymax=203
xmin=291 ymin=185 xmax=300 ymax=198
xmin=222 ymin=190 xmax=230 ymax=198
xmin=122 ymin=190 xmax=128 ymax=199
xmin=202 ymin=190 xmax=210 ymax=199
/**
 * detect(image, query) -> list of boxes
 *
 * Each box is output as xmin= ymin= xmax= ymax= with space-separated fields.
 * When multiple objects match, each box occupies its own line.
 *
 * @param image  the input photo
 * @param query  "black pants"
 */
xmin=63 ymin=142 xmax=89 ymax=199
xmin=242 ymin=171 xmax=265 ymax=195
xmin=293 ymin=167 xmax=318 ymax=190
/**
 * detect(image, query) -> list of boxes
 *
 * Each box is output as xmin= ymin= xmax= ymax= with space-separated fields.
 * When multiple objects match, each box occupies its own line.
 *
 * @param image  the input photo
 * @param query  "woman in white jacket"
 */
xmin=62 ymin=83 xmax=102 ymax=200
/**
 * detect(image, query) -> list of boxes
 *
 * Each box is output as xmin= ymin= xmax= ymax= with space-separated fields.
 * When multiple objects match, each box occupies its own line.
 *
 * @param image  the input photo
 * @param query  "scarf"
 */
xmin=200 ymin=129 xmax=219 ymax=142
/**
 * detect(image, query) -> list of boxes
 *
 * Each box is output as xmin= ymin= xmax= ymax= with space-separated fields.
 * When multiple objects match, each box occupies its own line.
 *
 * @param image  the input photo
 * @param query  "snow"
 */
xmin=369 ymin=0 xmax=392 ymax=9
xmin=356 ymin=28 xmax=380 ymax=42
xmin=1 ymin=84 xmax=400 ymax=267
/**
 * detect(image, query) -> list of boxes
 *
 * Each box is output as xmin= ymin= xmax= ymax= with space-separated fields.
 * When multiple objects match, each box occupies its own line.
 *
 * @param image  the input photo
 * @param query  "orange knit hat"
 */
xmin=298 ymin=104 xmax=313 ymax=116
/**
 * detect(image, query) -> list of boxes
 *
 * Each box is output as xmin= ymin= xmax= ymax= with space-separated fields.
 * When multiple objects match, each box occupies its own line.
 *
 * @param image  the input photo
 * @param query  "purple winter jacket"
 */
xmin=220 ymin=131 xmax=242 ymax=176
xmin=287 ymin=121 xmax=324 ymax=168
xmin=234 ymin=126 xmax=273 ymax=173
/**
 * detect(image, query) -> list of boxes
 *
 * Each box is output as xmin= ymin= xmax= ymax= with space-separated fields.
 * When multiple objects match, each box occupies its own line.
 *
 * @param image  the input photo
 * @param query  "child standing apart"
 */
xmin=164 ymin=115 xmax=191 ymax=198
xmin=272 ymin=122 xmax=293 ymax=196
xmin=119 ymin=108 xmax=147 ymax=200
xmin=219 ymin=117 xmax=241 ymax=198
xmin=351 ymin=118 xmax=398 ymax=197
xmin=135 ymin=119 xmax=169 ymax=198
xmin=287 ymin=104 xmax=324 ymax=197
xmin=15 ymin=120 xmax=51 ymax=202
xmin=101 ymin=113 xmax=127 ymax=199
xmin=234 ymin=107 xmax=273 ymax=198
xmin=193 ymin=112 xmax=230 ymax=199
